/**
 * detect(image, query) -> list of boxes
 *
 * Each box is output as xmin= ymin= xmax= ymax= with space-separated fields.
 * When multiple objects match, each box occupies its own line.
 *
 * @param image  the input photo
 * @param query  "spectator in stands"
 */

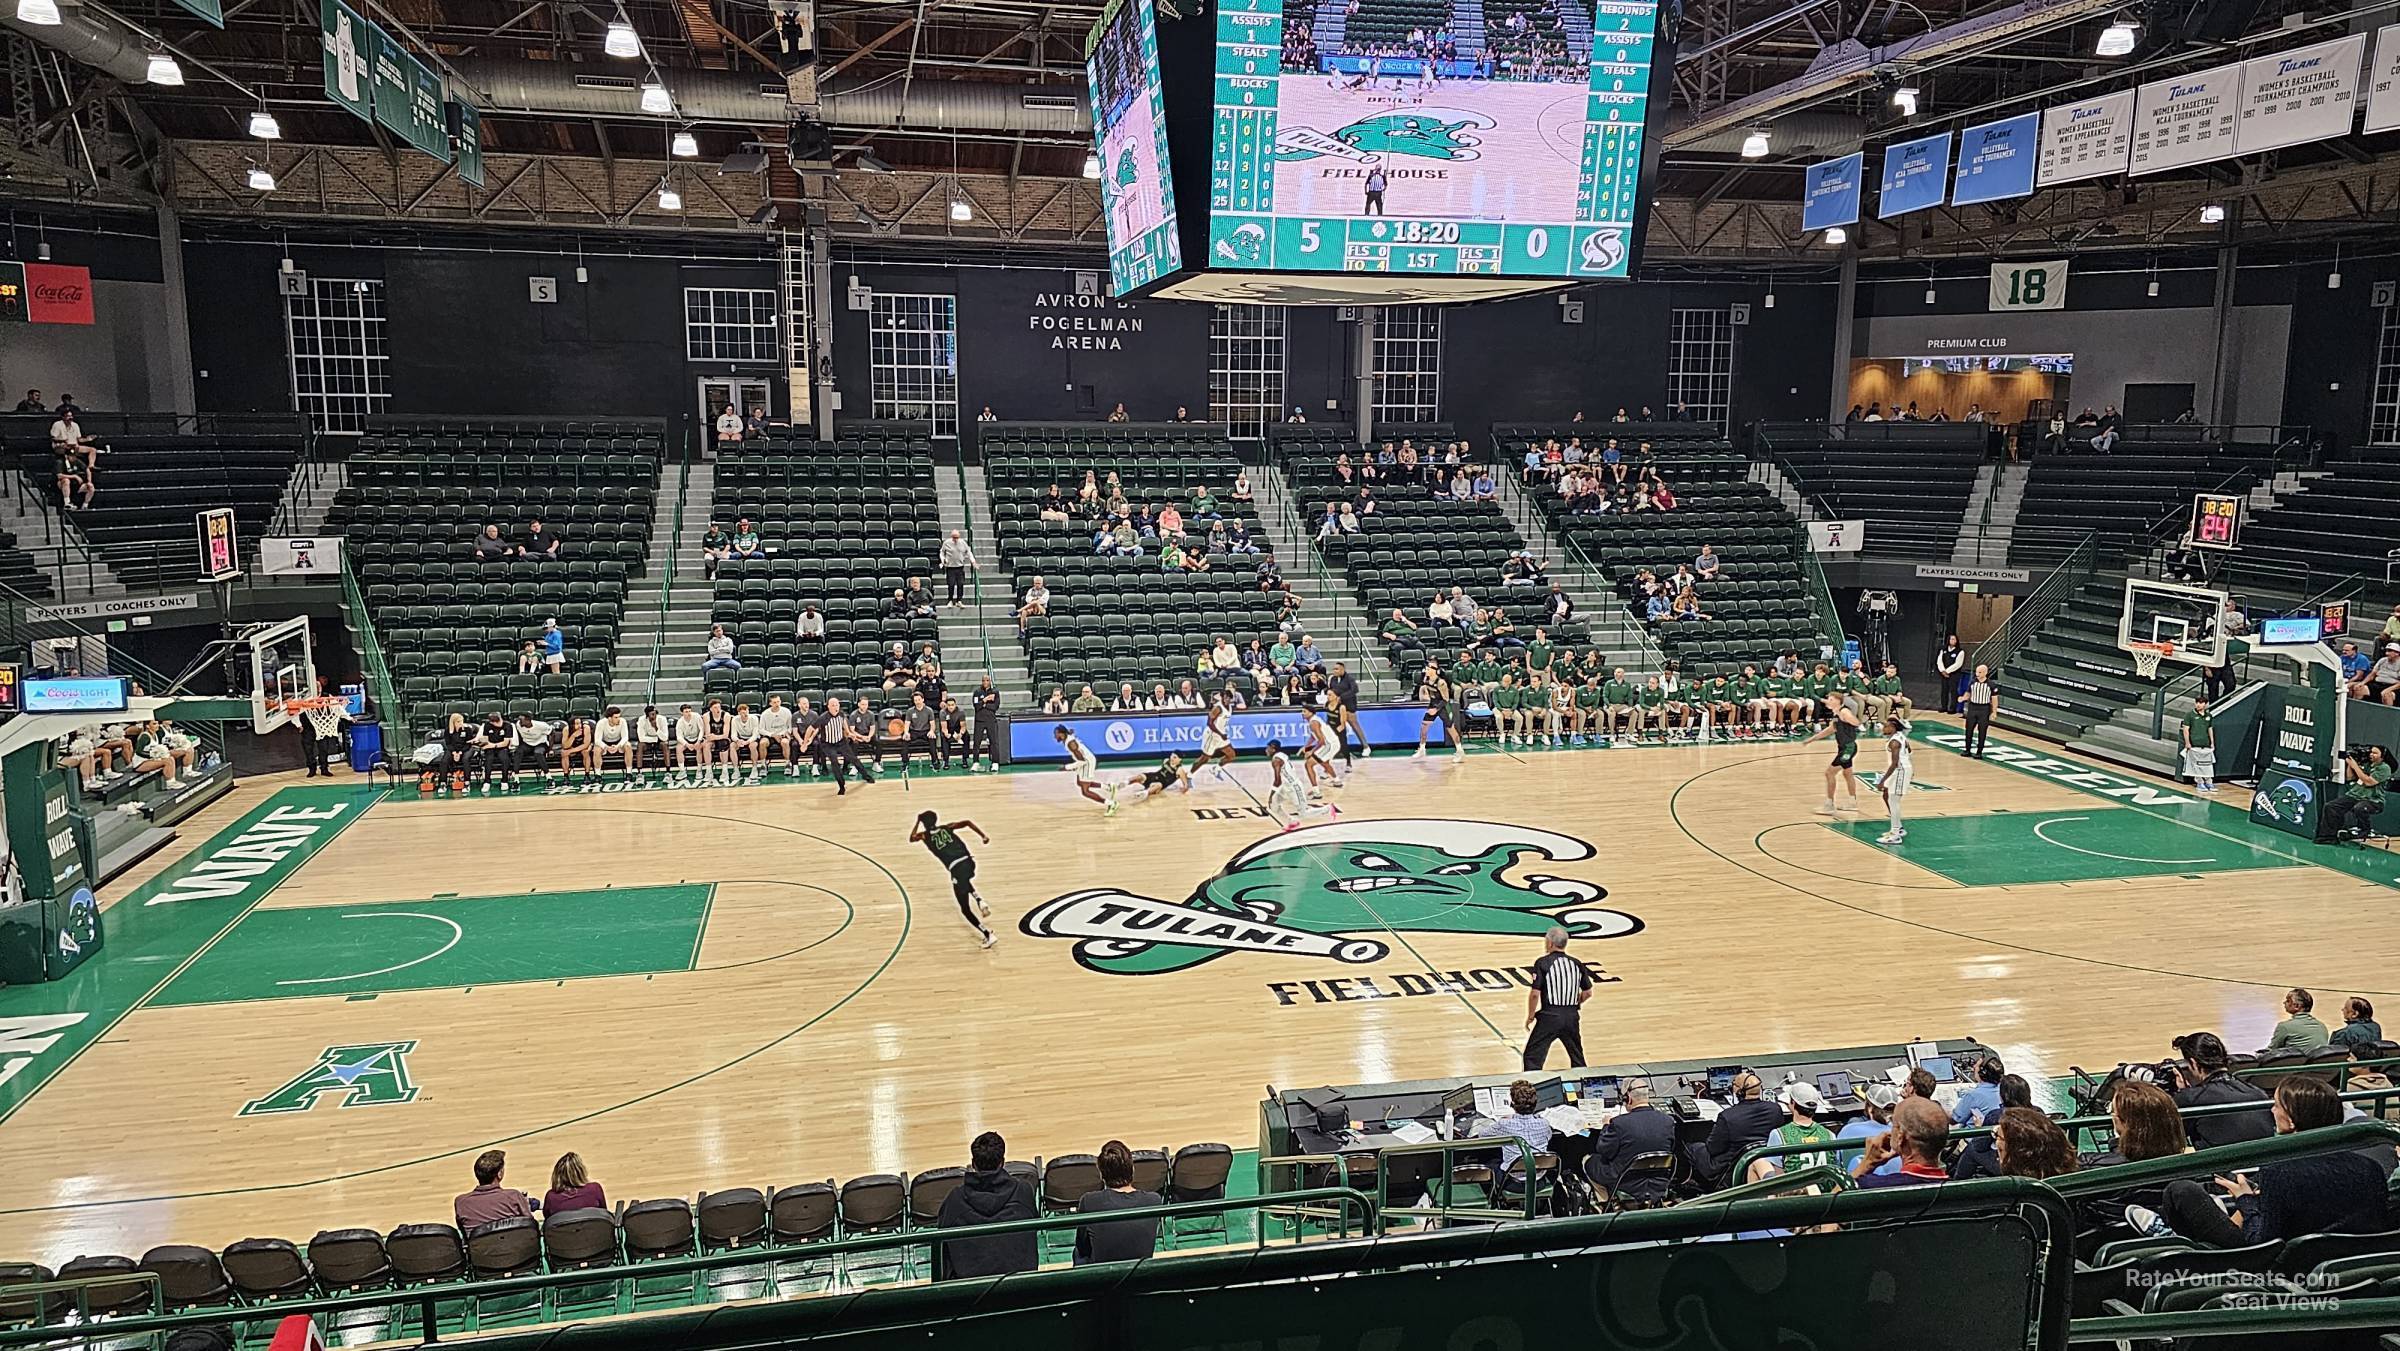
xmin=543 ymin=1153 xmax=606 ymax=1214
xmin=2262 ymin=987 xmax=2332 ymax=1053
xmin=1851 ymin=1098 xmax=1950 ymax=1188
xmin=2082 ymin=1080 xmax=2188 ymax=1169
xmin=1072 ymin=1139 xmax=1163 ymax=1265
xmin=1427 ymin=590 xmax=1459 ymax=631
xmin=2328 ymin=745 xmax=2392 ymax=840
xmin=1041 ymin=687 xmax=1068 ymax=716
xmin=700 ymin=521 xmax=730 ymax=579
xmin=1696 ymin=1070 xmax=1782 ymax=1188
xmin=713 ymin=403 xmax=743 ymax=450
xmin=1072 ymin=684 xmax=1105 ymax=713
xmin=745 ymin=405 xmax=769 ymax=437
xmin=1949 ymin=1075 xmax=2035 ymax=1179
xmin=1834 ymin=1082 xmax=1901 ymax=1177
xmin=12 ymin=389 xmax=41 ymax=412
xmin=49 ymin=405 xmax=101 ymax=476
xmin=2362 ymin=646 xmax=2400 ymax=705
xmin=730 ymin=519 xmax=764 ymax=561
xmin=977 ymin=405 xmax=998 ymax=422
xmin=2171 ymin=1031 xmax=2274 ymax=1148
xmin=2332 ymin=997 xmax=2382 ymax=1050
xmin=796 ymin=604 xmax=825 ymax=641
xmin=1293 ymin=634 xmax=1325 ymax=675
xmin=1471 ymin=466 xmax=1497 ymax=499
xmin=700 ymin=624 xmax=740 ymax=674
xmin=522 ymin=517 xmax=562 ymax=559
xmin=455 ymin=1150 xmax=536 ymax=1232
xmin=902 ymin=575 xmax=936 ymax=618
xmin=2132 ymin=1077 xmax=2391 ymax=1245
xmin=1017 ymin=576 xmax=1051 ymax=636
xmin=474 ymin=523 xmax=515 ymax=562
xmin=1749 ymin=1083 xmax=1837 ymax=1182
xmin=515 ymin=640 xmax=540 ymax=674
xmin=539 ymin=618 xmax=565 ymax=674
xmin=1992 ymin=1108 xmax=2077 ymax=1181
xmin=935 ymin=1130 xmax=1039 ymax=1277
xmin=1106 ymin=402 xmax=1130 ymax=423
xmin=1110 ymin=682 xmax=1142 ymax=712
xmin=2345 ymin=1043 xmax=2397 ymax=1122
xmin=1843 ymin=404 xmax=1864 ymax=423
xmin=1952 ymin=1054 xmax=2008 ymax=1126
xmin=2338 ymin=640 xmax=2371 ymax=690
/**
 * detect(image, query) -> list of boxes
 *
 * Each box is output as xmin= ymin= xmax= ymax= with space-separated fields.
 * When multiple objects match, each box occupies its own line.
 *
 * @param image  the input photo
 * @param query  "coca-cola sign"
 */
xmin=23 ymin=264 xmax=93 ymax=325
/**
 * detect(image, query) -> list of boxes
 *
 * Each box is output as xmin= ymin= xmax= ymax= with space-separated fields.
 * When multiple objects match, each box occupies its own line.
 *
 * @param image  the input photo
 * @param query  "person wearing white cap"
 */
xmin=1836 ymin=1081 xmax=1903 ymax=1178
xmin=1747 ymin=1082 xmax=1839 ymax=1183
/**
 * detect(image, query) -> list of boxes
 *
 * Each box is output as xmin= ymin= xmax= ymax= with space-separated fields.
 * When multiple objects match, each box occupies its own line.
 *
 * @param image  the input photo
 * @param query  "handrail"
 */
xmin=1970 ymin=530 xmax=2099 ymax=675
xmin=642 ymin=424 xmax=695 ymax=711
xmin=1258 ymin=457 xmax=1396 ymax=703
xmin=0 ymin=1188 xmax=1381 ymax=1348
xmin=264 ymin=417 xmax=333 ymax=538
xmin=339 ymin=549 xmax=406 ymax=737
xmin=950 ymin=452 xmax=991 ymax=681
xmin=1793 ymin=523 xmax=1846 ymax=654
xmin=0 ymin=570 xmax=229 ymax=760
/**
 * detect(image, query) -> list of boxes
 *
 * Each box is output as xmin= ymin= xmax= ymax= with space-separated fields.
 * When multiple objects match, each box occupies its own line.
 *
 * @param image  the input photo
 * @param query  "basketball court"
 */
xmin=0 ymin=717 xmax=2386 ymax=1267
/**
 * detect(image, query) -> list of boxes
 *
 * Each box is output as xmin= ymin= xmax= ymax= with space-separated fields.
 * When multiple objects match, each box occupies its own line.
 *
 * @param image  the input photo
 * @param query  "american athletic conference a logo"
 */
xmin=1021 ymin=819 xmax=1640 ymax=975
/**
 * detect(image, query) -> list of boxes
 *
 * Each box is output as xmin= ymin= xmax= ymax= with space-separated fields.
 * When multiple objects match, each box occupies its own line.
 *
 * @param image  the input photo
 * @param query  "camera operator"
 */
xmin=2167 ymin=1032 xmax=2274 ymax=1150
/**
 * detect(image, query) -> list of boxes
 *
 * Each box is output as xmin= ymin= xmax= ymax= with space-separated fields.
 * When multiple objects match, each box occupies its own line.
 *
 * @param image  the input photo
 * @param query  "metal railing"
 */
xmin=1793 ymin=523 xmax=1848 ymax=654
xmin=1253 ymin=461 xmax=1399 ymax=702
xmin=0 ymin=572 xmax=231 ymax=761
xmin=262 ymin=419 xmax=337 ymax=539
xmin=1486 ymin=465 xmax=1664 ymax=669
xmin=638 ymin=432 xmax=695 ymax=712
xmin=339 ymin=550 xmax=407 ymax=737
xmin=1969 ymin=531 xmax=2100 ymax=675
xmin=949 ymin=456 xmax=993 ymax=681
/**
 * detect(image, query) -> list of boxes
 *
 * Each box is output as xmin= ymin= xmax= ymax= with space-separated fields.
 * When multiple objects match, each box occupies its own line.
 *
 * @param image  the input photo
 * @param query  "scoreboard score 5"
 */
xmin=2190 ymin=492 xmax=2242 ymax=551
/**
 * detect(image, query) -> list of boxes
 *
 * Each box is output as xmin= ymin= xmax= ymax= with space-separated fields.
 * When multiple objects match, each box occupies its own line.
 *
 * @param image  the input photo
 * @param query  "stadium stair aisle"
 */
xmin=1485 ymin=468 xmax=1662 ymax=673
xmin=607 ymin=461 xmax=716 ymax=712
xmin=931 ymin=460 xmax=1034 ymax=706
xmin=1248 ymin=460 xmax=1402 ymax=700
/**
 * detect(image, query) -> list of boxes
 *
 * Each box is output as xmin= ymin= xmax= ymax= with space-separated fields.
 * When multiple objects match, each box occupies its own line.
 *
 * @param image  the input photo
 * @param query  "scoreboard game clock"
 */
xmin=2189 ymin=492 xmax=2243 ymax=551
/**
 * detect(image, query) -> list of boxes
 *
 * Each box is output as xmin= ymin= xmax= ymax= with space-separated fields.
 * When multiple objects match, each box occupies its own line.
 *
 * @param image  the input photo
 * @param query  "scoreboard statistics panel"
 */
xmin=1207 ymin=0 xmax=1656 ymax=280
xmin=1087 ymin=0 xmax=1184 ymax=295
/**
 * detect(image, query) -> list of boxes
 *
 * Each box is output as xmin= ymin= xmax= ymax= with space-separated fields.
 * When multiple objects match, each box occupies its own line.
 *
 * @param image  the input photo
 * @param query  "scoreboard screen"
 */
xmin=1203 ymin=0 xmax=1656 ymax=281
xmin=1086 ymin=0 xmax=1184 ymax=295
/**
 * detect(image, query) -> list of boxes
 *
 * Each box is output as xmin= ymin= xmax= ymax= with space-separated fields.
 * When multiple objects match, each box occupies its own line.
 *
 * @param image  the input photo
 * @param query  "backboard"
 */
xmin=247 ymin=616 xmax=319 ymax=734
xmin=2118 ymin=578 xmax=2230 ymax=668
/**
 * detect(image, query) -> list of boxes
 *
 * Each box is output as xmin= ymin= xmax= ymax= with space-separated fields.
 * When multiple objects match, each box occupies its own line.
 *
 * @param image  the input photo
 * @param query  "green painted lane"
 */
xmin=0 ymin=785 xmax=381 ymax=1122
xmin=1825 ymin=808 xmax=2298 ymax=885
xmin=151 ymin=884 xmax=714 ymax=1006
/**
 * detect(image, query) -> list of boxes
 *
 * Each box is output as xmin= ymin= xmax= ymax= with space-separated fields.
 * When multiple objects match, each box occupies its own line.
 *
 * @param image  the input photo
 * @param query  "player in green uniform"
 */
xmin=910 ymin=811 xmax=997 ymax=948
xmin=1121 ymin=751 xmax=1194 ymax=801
xmin=1602 ymin=668 xmax=1642 ymax=738
xmin=1804 ymin=664 xmax=1836 ymax=726
xmin=1636 ymin=676 xmax=1668 ymax=743
xmin=1573 ymin=674 xmax=1606 ymax=745
xmin=1873 ymin=662 xmax=1914 ymax=724
xmin=1491 ymin=671 xmax=1525 ymax=746
xmin=1543 ymin=669 xmax=1577 ymax=748
xmin=1659 ymin=666 xmax=1694 ymax=738
xmin=1702 ymin=674 xmax=1740 ymax=736
xmin=1525 ymin=632 xmax=1556 ymax=680
xmin=1800 ymin=691 xmax=1865 ymax=814
xmin=1756 ymin=669 xmax=1792 ymax=730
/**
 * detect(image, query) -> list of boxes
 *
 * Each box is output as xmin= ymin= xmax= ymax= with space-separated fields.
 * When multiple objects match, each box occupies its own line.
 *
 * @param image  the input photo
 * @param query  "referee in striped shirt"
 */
xmin=1522 ymin=926 xmax=1595 ymax=1071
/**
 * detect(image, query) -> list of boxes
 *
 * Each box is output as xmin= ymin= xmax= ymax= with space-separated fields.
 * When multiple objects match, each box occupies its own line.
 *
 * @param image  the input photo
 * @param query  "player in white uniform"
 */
xmin=1266 ymin=739 xmax=1335 ymax=830
xmin=594 ymin=705 xmax=636 ymax=776
xmin=1303 ymin=707 xmax=1344 ymax=790
xmin=672 ymin=703 xmax=706 ymax=778
xmin=1196 ymin=698 xmax=1237 ymax=778
xmin=1053 ymin=724 xmax=1118 ymax=815
xmin=1876 ymin=714 xmax=1913 ymax=844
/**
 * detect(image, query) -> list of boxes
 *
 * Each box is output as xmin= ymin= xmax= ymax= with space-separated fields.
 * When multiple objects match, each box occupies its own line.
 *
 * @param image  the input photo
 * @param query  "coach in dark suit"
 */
xmin=1586 ymin=1080 xmax=1679 ymax=1204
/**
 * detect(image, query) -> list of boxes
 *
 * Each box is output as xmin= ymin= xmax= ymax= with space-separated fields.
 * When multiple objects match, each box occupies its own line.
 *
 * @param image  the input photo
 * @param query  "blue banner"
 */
xmin=1801 ymin=153 xmax=1863 ymax=231
xmin=1951 ymin=114 xmax=2038 ymax=206
xmin=1877 ymin=132 xmax=1952 ymax=218
xmin=1005 ymin=704 xmax=1440 ymax=763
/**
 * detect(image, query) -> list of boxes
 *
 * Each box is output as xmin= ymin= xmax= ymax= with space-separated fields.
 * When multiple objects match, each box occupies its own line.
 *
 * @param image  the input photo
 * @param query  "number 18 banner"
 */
xmin=1989 ymin=259 xmax=2067 ymax=312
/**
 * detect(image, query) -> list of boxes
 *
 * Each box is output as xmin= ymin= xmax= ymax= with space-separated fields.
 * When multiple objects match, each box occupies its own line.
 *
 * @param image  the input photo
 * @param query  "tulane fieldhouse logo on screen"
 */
xmin=1020 ymin=819 xmax=1639 ymax=976
xmin=1272 ymin=110 xmax=1495 ymax=162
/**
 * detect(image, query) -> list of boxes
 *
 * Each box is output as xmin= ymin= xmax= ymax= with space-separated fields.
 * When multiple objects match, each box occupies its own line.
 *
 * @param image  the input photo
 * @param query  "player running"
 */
xmin=1266 ymin=739 xmax=1335 ymax=830
xmin=1876 ymin=715 xmax=1913 ymax=844
xmin=1195 ymin=697 xmax=1238 ymax=779
xmin=1802 ymin=690 xmax=1865 ymax=815
xmin=1413 ymin=660 xmax=1465 ymax=761
xmin=909 ymin=811 xmax=997 ymax=949
xmin=1122 ymin=752 xmax=1194 ymax=801
xmin=1303 ymin=705 xmax=1345 ymax=791
xmin=1054 ymin=724 xmax=1119 ymax=815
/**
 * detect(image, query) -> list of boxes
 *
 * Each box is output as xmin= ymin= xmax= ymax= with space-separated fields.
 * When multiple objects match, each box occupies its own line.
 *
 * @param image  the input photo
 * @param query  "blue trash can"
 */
xmin=348 ymin=719 xmax=385 ymax=773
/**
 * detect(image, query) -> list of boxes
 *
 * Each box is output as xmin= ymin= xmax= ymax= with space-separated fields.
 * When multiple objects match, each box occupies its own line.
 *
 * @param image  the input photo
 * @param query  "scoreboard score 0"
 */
xmin=2190 ymin=493 xmax=2242 ymax=551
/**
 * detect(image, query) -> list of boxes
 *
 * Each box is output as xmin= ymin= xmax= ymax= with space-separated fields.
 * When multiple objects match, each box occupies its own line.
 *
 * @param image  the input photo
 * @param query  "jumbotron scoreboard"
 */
xmin=1206 ymin=0 xmax=1655 ymax=280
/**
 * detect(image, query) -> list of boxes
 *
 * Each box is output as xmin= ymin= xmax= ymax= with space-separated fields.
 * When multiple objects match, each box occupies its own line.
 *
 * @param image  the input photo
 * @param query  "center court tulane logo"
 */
xmin=1272 ymin=109 xmax=1494 ymax=162
xmin=240 ymin=1041 xmax=420 ymax=1116
xmin=1021 ymin=819 xmax=1640 ymax=975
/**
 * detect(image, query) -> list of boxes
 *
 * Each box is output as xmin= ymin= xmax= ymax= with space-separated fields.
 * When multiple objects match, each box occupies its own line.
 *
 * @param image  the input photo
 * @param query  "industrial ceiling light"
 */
xmin=145 ymin=51 xmax=184 ymax=86
xmin=671 ymin=130 xmax=699 ymax=158
xmin=855 ymin=150 xmax=893 ymax=174
xmin=604 ymin=19 xmax=642 ymax=58
xmin=249 ymin=108 xmax=281 ymax=140
xmin=1082 ymin=152 xmax=1101 ymax=179
xmin=14 ymin=0 xmax=61 ymax=26
xmin=1824 ymin=226 xmax=1847 ymax=245
xmin=1891 ymin=84 xmax=1919 ymax=117
xmin=1740 ymin=130 xmax=1770 ymax=159
xmin=2199 ymin=202 xmax=2225 ymax=224
xmin=640 ymin=81 xmax=672 ymax=114
xmin=2096 ymin=14 xmax=2139 ymax=57
xmin=949 ymin=195 xmax=973 ymax=222
xmin=247 ymin=166 xmax=276 ymax=191
xmin=657 ymin=182 xmax=682 ymax=210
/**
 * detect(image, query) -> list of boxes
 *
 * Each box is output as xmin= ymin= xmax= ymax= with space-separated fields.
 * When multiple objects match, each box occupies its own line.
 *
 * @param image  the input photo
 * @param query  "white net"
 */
xmin=2130 ymin=645 xmax=2167 ymax=679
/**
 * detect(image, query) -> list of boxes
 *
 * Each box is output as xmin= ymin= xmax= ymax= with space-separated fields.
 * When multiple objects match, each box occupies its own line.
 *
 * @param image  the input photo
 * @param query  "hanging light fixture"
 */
xmin=2199 ymin=203 xmax=2225 ymax=225
xmin=145 ymin=51 xmax=185 ymax=86
xmin=1739 ymin=130 xmax=1770 ymax=159
xmin=1891 ymin=84 xmax=1919 ymax=117
xmin=640 ymin=81 xmax=672 ymax=114
xmin=605 ymin=19 xmax=642 ymax=57
xmin=249 ymin=108 xmax=282 ymax=139
xmin=671 ymin=130 xmax=699 ymax=158
xmin=2096 ymin=13 xmax=2139 ymax=56
xmin=1824 ymin=226 xmax=1847 ymax=245
xmin=247 ymin=165 xmax=277 ymax=191
xmin=14 ymin=0 xmax=61 ymax=26
xmin=657 ymin=181 xmax=682 ymax=210
xmin=2328 ymin=244 xmax=2342 ymax=290
xmin=949 ymin=195 xmax=973 ymax=222
xmin=1082 ymin=152 xmax=1101 ymax=179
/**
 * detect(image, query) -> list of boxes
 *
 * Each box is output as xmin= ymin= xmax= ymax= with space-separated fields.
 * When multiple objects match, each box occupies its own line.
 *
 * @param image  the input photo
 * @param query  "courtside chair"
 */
xmin=620 ymin=1198 xmax=699 ymax=1308
xmin=835 ymin=1175 xmax=906 ymax=1288
xmin=1038 ymin=1154 xmax=1104 ymax=1262
xmin=764 ymin=1182 xmax=837 ymax=1296
xmin=462 ymin=1217 xmax=544 ymax=1329
xmin=1162 ymin=1144 xmax=1233 ymax=1247
xmin=538 ymin=1207 xmax=625 ymax=1320
xmin=301 ymin=1228 xmax=394 ymax=1339
xmin=221 ymin=1237 xmax=313 ymax=1306
xmin=695 ymin=1189 xmax=770 ymax=1300
xmin=52 ymin=1255 xmax=151 ymax=1319
xmin=139 ymin=1245 xmax=232 ymax=1311
xmin=0 ymin=1263 xmax=61 ymax=1329
xmin=901 ymin=1168 xmax=963 ymax=1279
xmin=384 ymin=1222 xmax=471 ymax=1337
xmin=1128 ymin=1149 xmax=1170 ymax=1197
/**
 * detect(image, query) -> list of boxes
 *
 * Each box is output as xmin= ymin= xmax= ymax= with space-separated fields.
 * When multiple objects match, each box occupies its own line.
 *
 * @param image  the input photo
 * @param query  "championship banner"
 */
xmin=447 ymin=101 xmax=484 ymax=187
xmin=2235 ymin=32 xmax=2367 ymax=155
xmin=1801 ymin=153 xmax=1863 ymax=232
xmin=2037 ymin=90 xmax=2134 ymax=186
xmin=2369 ymin=24 xmax=2400 ymax=135
xmin=2129 ymin=65 xmax=2240 ymax=175
xmin=260 ymin=536 xmax=338 ymax=576
xmin=1951 ymin=113 xmax=2038 ymax=206
xmin=1806 ymin=519 xmax=1865 ymax=554
xmin=1877 ymin=132 xmax=1951 ymax=218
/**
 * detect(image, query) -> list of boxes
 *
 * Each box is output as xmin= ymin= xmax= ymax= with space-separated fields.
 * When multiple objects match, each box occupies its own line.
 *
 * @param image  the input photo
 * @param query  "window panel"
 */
xmin=1667 ymin=308 xmax=1735 ymax=434
xmin=1371 ymin=305 xmax=1442 ymax=424
xmin=1209 ymin=304 xmax=1286 ymax=441
xmin=869 ymin=293 xmax=959 ymax=438
xmin=282 ymin=278 xmax=389 ymax=435
xmin=684 ymin=287 xmax=779 ymax=364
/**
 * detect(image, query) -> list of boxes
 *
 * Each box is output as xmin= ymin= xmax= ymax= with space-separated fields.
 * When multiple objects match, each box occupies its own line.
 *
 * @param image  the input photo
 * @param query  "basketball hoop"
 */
xmin=2128 ymin=640 xmax=2175 ymax=679
xmin=272 ymin=696 xmax=346 ymax=720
